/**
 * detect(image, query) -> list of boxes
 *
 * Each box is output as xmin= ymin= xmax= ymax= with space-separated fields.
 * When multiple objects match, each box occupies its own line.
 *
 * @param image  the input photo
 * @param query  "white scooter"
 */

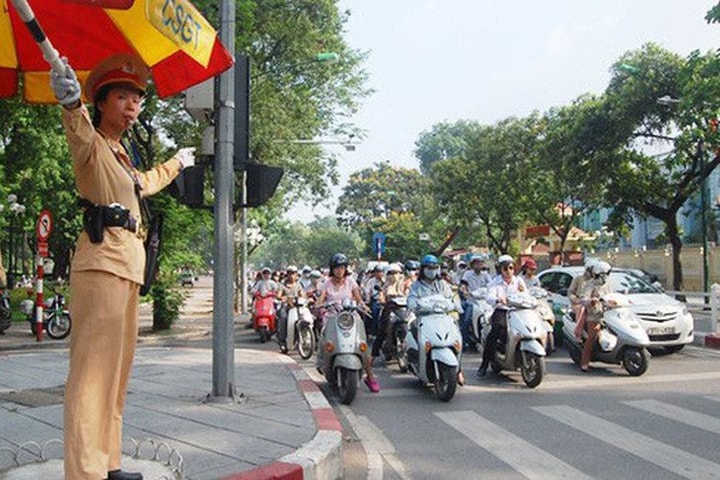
xmin=528 ymin=287 xmax=556 ymax=354
xmin=481 ymin=293 xmax=547 ymax=388
xmin=562 ymin=292 xmax=651 ymax=376
xmin=286 ymin=296 xmax=316 ymax=360
xmin=317 ymin=300 xmax=369 ymax=405
xmin=405 ymin=294 xmax=462 ymax=402
xmin=467 ymin=287 xmax=493 ymax=350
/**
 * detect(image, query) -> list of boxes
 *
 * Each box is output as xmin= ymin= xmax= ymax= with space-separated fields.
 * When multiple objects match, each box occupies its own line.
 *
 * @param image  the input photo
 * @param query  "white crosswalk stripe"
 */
xmin=624 ymin=399 xmax=720 ymax=435
xmin=435 ymin=411 xmax=592 ymax=480
xmin=533 ymin=405 xmax=720 ymax=480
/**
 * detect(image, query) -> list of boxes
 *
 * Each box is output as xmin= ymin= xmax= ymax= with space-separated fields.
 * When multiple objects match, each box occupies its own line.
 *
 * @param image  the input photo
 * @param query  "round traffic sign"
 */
xmin=37 ymin=210 xmax=53 ymax=242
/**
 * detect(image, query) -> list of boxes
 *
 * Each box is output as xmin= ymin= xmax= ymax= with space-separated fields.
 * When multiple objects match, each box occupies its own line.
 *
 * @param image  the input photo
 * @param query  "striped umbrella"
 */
xmin=0 ymin=0 xmax=233 ymax=102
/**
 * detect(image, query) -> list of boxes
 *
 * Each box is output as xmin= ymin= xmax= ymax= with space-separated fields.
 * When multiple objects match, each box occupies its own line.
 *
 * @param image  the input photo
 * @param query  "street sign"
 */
xmin=36 ymin=210 xmax=53 ymax=243
xmin=372 ymin=232 xmax=386 ymax=258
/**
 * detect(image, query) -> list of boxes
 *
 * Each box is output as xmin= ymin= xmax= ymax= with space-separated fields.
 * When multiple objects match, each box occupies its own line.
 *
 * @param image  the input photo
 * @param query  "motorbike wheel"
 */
xmin=623 ymin=347 xmax=650 ymax=376
xmin=297 ymin=326 xmax=315 ymax=360
xmin=434 ymin=362 xmax=458 ymax=402
xmin=46 ymin=314 xmax=72 ymax=340
xmin=259 ymin=326 xmax=269 ymax=343
xmin=396 ymin=336 xmax=409 ymax=373
xmin=0 ymin=309 xmax=11 ymax=333
xmin=564 ymin=338 xmax=582 ymax=366
xmin=520 ymin=352 xmax=545 ymax=388
xmin=545 ymin=333 xmax=555 ymax=355
xmin=336 ymin=367 xmax=358 ymax=405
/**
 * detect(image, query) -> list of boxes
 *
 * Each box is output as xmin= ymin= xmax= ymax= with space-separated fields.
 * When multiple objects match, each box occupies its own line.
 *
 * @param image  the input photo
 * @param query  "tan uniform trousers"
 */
xmin=64 ymin=271 xmax=140 ymax=480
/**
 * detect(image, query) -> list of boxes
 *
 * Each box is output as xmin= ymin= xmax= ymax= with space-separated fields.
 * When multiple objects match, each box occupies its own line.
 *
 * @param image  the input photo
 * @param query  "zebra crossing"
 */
xmin=434 ymin=398 xmax=720 ymax=480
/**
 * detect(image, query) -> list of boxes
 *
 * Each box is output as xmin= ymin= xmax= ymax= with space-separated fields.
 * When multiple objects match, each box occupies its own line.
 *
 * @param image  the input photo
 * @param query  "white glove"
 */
xmin=176 ymin=147 xmax=196 ymax=169
xmin=50 ymin=57 xmax=81 ymax=107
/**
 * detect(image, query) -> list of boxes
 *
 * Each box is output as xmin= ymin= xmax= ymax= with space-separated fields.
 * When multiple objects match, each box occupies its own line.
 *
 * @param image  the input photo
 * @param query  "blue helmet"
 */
xmin=421 ymin=254 xmax=439 ymax=267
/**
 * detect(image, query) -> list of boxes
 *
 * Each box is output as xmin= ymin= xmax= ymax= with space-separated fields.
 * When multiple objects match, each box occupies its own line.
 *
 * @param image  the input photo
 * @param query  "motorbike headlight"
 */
xmin=337 ymin=312 xmax=355 ymax=330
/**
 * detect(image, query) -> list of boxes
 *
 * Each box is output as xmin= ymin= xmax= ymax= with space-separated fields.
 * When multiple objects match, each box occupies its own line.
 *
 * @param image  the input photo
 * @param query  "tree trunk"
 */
xmin=666 ymin=219 xmax=684 ymax=294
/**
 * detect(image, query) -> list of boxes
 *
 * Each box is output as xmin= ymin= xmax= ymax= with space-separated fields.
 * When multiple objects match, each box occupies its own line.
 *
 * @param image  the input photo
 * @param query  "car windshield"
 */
xmin=608 ymin=271 xmax=658 ymax=294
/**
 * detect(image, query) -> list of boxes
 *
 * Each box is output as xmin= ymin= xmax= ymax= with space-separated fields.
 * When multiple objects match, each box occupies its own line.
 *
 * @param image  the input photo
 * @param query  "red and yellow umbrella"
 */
xmin=0 ymin=0 xmax=233 ymax=103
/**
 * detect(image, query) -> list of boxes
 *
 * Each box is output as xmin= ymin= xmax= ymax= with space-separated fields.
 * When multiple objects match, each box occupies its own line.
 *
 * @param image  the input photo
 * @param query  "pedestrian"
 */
xmin=51 ymin=54 xmax=195 ymax=480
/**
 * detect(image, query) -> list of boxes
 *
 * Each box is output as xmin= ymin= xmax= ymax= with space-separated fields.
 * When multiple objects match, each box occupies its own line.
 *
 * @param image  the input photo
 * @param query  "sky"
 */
xmin=286 ymin=0 xmax=720 ymax=223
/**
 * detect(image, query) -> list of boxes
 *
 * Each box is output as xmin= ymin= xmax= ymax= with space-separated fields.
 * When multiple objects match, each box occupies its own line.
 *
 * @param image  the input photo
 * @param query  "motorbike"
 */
xmin=404 ymin=294 xmax=462 ymax=402
xmin=467 ymin=287 xmax=493 ymax=351
xmin=481 ymin=293 xmax=547 ymax=388
xmin=252 ymin=290 xmax=277 ymax=343
xmin=562 ymin=292 xmax=651 ymax=376
xmin=317 ymin=300 xmax=369 ymax=405
xmin=285 ymin=296 xmax=316 ymax=360
xmin=0 ymin=289 xmax=11 ymax=334
xmin=21 ymin=291 xmax=72 ymax=340
xmin=528 ymin=287 xmax=556 ymax=354
xmin=380 ymin=296 xmax=414 ymax=372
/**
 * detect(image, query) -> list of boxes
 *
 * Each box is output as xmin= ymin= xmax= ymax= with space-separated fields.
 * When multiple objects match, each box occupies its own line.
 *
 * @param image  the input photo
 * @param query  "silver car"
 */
xmin=537 ymin=266 xmax=694 ymax=353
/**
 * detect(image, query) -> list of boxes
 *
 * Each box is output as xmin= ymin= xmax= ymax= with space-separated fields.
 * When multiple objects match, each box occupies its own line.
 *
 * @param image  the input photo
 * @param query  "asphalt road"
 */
xmin=172 ymin=278 xmax=720 ymax=479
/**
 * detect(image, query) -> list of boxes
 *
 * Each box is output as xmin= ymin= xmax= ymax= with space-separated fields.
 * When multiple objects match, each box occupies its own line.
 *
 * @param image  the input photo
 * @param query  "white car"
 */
xmin=537 ymin=266 xmax=694 ymax=353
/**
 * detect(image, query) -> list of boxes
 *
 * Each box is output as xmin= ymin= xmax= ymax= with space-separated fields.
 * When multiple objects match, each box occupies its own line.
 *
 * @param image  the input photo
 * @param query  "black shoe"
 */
xmin=107 ymin=470 xmax=143 ymax=480
xmin=476 ymin=364 xmax=488 ymax=378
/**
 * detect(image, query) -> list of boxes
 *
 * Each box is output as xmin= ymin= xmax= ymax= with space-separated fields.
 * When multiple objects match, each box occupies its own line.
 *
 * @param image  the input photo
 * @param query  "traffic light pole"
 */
xmin=210 ymin=0 xmax=236 ymax=401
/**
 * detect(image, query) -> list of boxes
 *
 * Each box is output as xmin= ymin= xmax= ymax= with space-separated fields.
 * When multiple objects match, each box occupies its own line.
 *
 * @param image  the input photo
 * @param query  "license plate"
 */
xmin=647 ymin=326 xmax=675 ymax=335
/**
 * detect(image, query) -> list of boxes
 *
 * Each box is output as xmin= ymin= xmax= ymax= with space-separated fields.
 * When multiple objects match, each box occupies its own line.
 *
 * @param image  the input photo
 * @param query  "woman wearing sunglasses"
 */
xmin=476 ymin=254 xmax=527 ymax=378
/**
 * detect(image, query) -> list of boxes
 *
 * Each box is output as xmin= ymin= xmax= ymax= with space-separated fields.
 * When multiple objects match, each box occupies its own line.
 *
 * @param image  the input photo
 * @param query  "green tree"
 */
xmin=600 ymin=43 xmax=720 ymax=291
xmin=414 ymin=120 xmax=482 ymax=175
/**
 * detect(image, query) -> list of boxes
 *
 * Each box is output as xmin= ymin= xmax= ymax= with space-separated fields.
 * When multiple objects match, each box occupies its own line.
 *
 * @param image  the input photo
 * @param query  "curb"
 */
xmin=705 ymin=333 xmax=720 ymax=349
xmin=222 ymin=361 xmax=343 ymax=480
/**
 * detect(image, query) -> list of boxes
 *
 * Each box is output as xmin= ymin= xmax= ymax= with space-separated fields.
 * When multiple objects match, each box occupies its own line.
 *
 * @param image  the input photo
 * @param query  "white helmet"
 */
xmin=584 ymin=257 xmax=598 ymax=271
xmin=387 ymin=263 xmax=402 ymax=274
xmin=497 ymin=254 xmax=514 ymax=265
xmin=592 ymin=261 xmax=611 ymax=276
xmin=598 ymin=329 xmax=617 ymax=351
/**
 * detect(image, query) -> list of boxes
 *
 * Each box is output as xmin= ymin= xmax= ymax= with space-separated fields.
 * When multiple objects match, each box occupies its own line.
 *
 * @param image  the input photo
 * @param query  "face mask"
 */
xmin=424 ymin=267 xmax=439 ymax=279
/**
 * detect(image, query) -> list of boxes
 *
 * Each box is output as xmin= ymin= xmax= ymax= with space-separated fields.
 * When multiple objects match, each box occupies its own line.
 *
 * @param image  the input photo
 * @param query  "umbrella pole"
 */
xmin=9 ymin=0 xmax=66 ymax=72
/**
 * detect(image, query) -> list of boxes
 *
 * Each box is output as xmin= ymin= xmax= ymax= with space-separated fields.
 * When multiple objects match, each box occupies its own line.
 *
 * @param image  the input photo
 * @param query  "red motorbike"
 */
xmin=252 ymin=290 xmax=277 ymax=343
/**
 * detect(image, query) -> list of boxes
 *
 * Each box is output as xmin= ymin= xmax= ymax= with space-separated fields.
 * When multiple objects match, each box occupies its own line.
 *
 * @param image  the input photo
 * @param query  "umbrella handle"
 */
xmin=9 ymin=0 xmax=66 ymax=73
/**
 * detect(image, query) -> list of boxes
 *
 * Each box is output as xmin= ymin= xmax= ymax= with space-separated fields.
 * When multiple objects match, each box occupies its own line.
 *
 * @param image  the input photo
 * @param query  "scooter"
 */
xmin=285 ymin=296 xmax=316 ymax=360
xmin=21 ymin=291 xmax=72 ymax=340
xmin=0 ymin=289 xmax=11 ymax=334
xmin=380 ymin=296 xmax=414 ymax=372
xmin=467 ymin=287 xmax=493 ymax=350
xmin=562 ymin=292 xmax=651 ymax=376
xmin=481 ymin=293 xmax=547 ymax=388
xmin=252 ymin=290 xmax=277 ymax=343
xmin=404 ymin=294 xmax=462 ymax=402
xmin=317 ymin=300 xmax=369 ymax=405
xmin=528 ymin=287 xmax=556 ymax=354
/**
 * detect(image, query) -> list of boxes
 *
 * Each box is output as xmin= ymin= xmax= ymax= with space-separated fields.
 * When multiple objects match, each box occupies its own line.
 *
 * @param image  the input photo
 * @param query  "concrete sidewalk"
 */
xmin=0 ymin=305 xmax=343 ymax=479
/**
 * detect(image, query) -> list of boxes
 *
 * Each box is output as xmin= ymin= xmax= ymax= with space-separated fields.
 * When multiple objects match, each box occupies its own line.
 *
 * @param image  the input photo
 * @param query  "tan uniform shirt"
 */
xmin=62 ymin=105 xmax=182 ymax=285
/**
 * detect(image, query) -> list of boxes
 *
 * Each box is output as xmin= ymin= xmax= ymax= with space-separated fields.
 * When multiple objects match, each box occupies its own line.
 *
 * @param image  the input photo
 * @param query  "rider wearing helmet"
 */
xmin=403 ymin=259 xmax=420 ymax=293
xmin=519 ymin=258 xmax=540 ymax=288
xmin=569 ymin=258 xmax=598 ymax=343
xmin=276 ymin=265 xmax=305 ymax=354
xmin=299 ymin=265 xmax=313 ymax=291
xmin=459 ymin=254 xmax=492 ymax=351
xmin=251 ymin=267 xmax=280 ymax=296
xmin=371 ymin=263 xmax=406 ymax=364
xmin=316 ymin=253 xmax=380 ymax=393
xmin=477 ymin=254 xmax=527 ymax=378
xmin=579 ymin=261 xmax=612 ymax=372
xmin=408 ymin=254 xmax=466 ymax=386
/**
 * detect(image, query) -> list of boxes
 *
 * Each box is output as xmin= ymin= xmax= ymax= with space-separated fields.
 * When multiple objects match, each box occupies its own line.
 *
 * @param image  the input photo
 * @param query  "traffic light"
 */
xmin=168 ymin=165 xmax=205 ymax=208
xmin=238 ymin=163 xmax=284 ymax=208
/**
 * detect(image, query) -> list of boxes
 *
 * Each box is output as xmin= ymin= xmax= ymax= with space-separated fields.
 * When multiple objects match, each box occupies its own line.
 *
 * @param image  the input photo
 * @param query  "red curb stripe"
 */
xmin=705 ymin=333 xmax=720 ymax=349
xmin=222 ymin=461 xmax=303 ymax=480
xmin=298 ymin=378 xmax=320 ymax=392
xmin=314 ymin=407 xmax=342 ymax=431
